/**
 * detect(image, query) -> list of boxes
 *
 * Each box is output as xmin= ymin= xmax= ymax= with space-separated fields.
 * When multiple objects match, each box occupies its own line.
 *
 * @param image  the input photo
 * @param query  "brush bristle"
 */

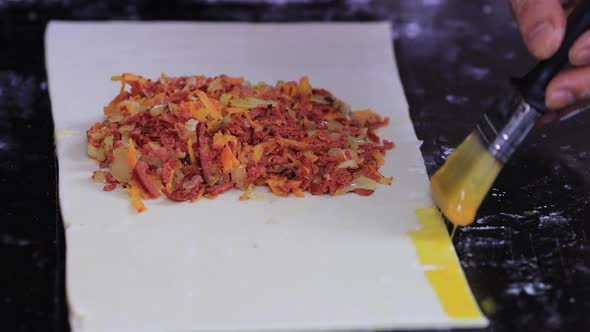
xmin=430 ymin=133 xmax=502 ymax=226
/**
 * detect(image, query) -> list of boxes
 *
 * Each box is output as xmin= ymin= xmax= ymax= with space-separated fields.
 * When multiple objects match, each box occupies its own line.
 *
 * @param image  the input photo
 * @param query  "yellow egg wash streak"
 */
xmin=408 ymin=207 xmax=483 ymax=320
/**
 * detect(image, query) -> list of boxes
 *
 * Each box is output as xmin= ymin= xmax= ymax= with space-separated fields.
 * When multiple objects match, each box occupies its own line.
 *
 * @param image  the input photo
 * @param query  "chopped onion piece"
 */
xmin=303 ymin=150 xmax=319 ymax=162
xmin=311 ymin=94 xmax=330 ymax=104
xmin=103 ymin=135 xmax=114 ymax=149
xmin=118 ymin=100 xmax=143 ymax=114
xmin=240 ymin=184 xmax=263 ymax=201
xmin=108 ymin=113 xmax=124 ymax=123
xmin=90 ymin=131 xmax=106 ymax=140
xmin=87 ymin=143 xmax=106 ymax=161
xmin=186 ymin=76 xmax=197 ymax=89
xmin=337 ymin=159 xmax=359 ymax=169
xmin=111 ymin=146 xmax=132 ymax=183
xmin=147 ymin=142 xmax=161 ymax=151
xmin=327 ymin=121 xmax=343 ymax=130
xmin=222 ymin=114 xmax=232 ymax=128
xmin=220 ymin=93 xmax=232 ymax=105
xmin=119 ymin=125 xmax=135 ymax=135
xmin=334 ymin=97 xmax=351 ymax=115
xmin=329 ymin=132 xmax=341 ymax=141
xmin=328 ymin=148 xmax=345 ymax=160
xmin=230 ymin=97 xmax=278 ymax=109
xmin=253 ymin=143 xmax=266 ymax=162
xmin=182 ymin=175 xmax=203 ymax=190
xmin=335 ymin=176 xmax=379 ymax=196
xmin=207 ymin=78 xmax=222 ymax=93
xmin=345 ymin=149 xmax=359 ymax=161
xmin=140 ymin=155 xmax=163 ymax=167
xmin=149 ymin=104 xmax=166 ymax=116
xmin=92 ymin=170 xmax=107 ymax=183
xmin=185 ymin=119 xmax=199 ymax=131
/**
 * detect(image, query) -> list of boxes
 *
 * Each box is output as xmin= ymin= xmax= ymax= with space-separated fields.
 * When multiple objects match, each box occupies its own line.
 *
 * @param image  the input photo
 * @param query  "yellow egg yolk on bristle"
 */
xmin=430 ymin=133 xmax=502 ymax=226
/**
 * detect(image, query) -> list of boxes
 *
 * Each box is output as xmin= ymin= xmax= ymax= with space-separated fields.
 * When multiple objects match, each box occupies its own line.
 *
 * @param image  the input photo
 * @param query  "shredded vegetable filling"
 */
xmin=87 ymin=73 xmax=395 ymax=212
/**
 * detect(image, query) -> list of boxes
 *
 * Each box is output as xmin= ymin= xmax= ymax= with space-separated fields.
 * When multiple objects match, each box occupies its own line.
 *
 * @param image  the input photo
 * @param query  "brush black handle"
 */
xmin=515 ymin=0 xmax=590 ymax=113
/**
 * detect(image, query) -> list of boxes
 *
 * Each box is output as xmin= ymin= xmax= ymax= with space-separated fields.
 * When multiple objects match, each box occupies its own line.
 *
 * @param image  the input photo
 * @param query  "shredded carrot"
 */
xmin=192 ymin=188 xmax=205 ymax=202
xmin=244 ymin=112 xmax=261 ymax=130
xmin=187 ymin=138 xmax=196 ymax=164
xmin=181 ymin=101 xmax=209 ymax=121
xmin=213 ymin=132 xmax=237 ymax=147
xmin=281 ymin=138 xmax=308 ymax=150
xmin=284 ymin=152 xmax=297 ymax=162
xmin=267 ymin=178 xmax=289 ymax=197
xmin=194 ymin=89 xmax=221 ymax=120
xmin=128 ymin=184 xmax=146 ymax=213
xmin=352 ymin=109 xmax=382 ymax=125
xmin=211 ymin=99 xmax=223 ymax=111
xmin=372 ymin=150 xmax=385 ymax=166
xmin=282 ymin=81 xmax=298 ymax=97
xmin=221 ymin=145 xmax=239 ymax=174
xmin=112 ymin=73 xmax=144 ymax=89
xmin=127 ymin=139 xmax=138 ymax=170
xmin=324 ymin=112 xmax=345 ymax=121
xmin=192 ymin=108 xmax=208 ymax=121
xmin=293 ymin=188 xmax=305 ymax=198
xmin=226 ymin=107 xmax=246 ymax=115
xmin=165 ymin=169 xmax=174 ymax=192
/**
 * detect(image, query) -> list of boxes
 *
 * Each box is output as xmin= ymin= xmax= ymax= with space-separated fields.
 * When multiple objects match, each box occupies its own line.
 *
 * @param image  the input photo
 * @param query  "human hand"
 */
xmin=510 ymin=0 xmax=590 ymax=111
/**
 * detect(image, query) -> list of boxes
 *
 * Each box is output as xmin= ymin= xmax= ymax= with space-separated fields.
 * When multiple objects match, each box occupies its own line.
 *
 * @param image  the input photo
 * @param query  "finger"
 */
xmin=537 ymin=100 xmax=590 ymax=126
xmin=545 ymin=66 xmax=590 ymax=109
xmin=570 ymin=31 xmax=590 ymax=66
xmin=509 ymin=0 xmax=566 ymax=59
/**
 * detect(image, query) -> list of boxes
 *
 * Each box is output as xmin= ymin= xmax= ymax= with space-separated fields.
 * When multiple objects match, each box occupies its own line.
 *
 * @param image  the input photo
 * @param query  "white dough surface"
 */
xmin=46 ymin=21 xmax=487 ymax=332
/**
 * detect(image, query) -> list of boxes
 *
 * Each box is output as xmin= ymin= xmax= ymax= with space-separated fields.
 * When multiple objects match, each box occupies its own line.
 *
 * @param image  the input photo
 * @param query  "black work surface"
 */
xmin=1 ymin=1 xmax=588 ymax=332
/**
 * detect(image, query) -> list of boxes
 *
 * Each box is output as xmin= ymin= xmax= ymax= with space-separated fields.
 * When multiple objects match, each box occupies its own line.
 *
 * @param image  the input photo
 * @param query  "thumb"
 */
xmin=509 ymin=0 xmax=566 ymax=59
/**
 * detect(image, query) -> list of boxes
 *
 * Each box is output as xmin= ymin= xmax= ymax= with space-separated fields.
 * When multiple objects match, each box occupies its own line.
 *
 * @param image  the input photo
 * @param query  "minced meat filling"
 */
xmin=87 ymin=73 xmax=394 ymax=212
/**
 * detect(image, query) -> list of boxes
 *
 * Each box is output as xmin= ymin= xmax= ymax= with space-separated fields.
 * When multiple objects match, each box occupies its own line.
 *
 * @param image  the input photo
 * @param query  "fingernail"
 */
xmin=573 ymin=49 xmax=590 ymax=65
xmin=527 ymin=22 xmax=553 ymax=49
xmin=547 ymin=90 xmax=574 ymax=109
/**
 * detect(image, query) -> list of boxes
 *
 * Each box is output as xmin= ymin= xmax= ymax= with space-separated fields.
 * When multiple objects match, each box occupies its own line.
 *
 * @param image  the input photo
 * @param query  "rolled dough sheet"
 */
xmin=46 ymin=21 xmax=488 ymax=331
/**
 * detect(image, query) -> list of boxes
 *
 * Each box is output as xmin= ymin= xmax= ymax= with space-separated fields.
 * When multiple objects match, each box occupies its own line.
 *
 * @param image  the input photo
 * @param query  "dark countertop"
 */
xmin=0 ymin=1 xmax=588 ymax=332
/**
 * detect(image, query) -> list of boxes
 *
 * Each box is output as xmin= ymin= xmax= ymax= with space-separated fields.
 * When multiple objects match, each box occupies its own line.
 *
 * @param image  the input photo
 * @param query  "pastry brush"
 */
xmin=430 ymin=2 xmax=590 ymax=226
